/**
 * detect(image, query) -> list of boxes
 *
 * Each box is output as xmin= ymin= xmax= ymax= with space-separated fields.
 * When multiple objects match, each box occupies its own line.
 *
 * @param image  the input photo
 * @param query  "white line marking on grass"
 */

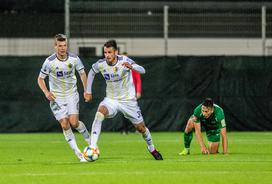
xmin=4 ymin=170 xmax=272 ymax=177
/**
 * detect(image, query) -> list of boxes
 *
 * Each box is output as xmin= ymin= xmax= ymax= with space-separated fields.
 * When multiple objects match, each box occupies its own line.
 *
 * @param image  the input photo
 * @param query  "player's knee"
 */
xmin=98 ymin=105 xmax=109 ymax=116
xmin=70 ymin=121 xmax=79 ymax=129
xmin=135 ymin=123 xmax=145 ymax=133
xmin=95 ymin=112 xmax=105 ymax=121
xmin=185 ymin=119 xmax=194 ymax=133
xmin=60 ymin=120 xmax=70 ymax=130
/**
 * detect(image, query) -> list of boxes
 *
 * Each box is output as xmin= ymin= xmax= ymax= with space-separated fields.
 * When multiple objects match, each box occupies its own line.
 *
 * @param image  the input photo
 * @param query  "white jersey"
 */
xmin=39 ymin=52 xmax=85 ymax=98
xmin=91 ymin=55 xmax=137 ymax=101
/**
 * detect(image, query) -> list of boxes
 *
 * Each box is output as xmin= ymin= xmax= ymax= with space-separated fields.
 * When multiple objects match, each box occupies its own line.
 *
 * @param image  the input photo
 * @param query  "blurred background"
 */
xmin=1 ymin=0 xmax=272 ymax=132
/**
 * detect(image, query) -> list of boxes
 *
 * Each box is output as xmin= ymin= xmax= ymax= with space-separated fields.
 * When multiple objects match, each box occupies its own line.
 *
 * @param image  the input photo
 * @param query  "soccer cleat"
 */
xmin=150 ymin=149 xmax=163 ymax=160
xmin=76 ymin=152 xmax=88 ymax=162
xmin=79 ymin=157 xmax=88 ymax=162
xmin=179 ymin=148 xmax=190 ymax=156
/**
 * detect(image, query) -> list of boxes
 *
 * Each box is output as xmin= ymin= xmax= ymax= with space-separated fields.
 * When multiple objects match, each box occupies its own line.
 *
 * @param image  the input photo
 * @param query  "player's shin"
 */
xmin=75 ymin=121 xmax=92 ymax=145
xmin=184 ymin=131 xmax=193 ymax=149
xmin=142 ymin=128 xmax=155 ymax=152
xmin=90 ymin=112 xmax=104 ymax=148
xmin=63 ymin=128 xmax=81 ymax=155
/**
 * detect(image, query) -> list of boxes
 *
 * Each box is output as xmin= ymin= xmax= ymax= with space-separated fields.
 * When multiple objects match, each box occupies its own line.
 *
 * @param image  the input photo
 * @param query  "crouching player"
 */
xmin=179 ymin=98 xmax=228 ymax=155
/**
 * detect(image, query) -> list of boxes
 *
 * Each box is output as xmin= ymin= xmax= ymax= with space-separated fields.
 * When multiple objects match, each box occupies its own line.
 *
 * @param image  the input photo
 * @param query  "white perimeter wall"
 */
xmin=1 ymin=38 xmax=272 ymax=56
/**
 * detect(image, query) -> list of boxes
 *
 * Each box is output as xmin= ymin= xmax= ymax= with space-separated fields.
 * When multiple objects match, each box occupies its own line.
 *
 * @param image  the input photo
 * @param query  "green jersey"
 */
xmin=191 ymin=104 xmax=226 ymax=135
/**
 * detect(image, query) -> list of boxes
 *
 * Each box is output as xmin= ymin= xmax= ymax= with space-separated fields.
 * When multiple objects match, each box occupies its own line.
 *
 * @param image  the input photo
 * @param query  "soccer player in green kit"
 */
xmin=179 ymin=98 xmax=228 ymax=155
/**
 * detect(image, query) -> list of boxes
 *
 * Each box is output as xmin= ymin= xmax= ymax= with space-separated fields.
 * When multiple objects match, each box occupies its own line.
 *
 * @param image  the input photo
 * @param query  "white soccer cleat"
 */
xmin=76 ymin=152 xmax=88 ymax=162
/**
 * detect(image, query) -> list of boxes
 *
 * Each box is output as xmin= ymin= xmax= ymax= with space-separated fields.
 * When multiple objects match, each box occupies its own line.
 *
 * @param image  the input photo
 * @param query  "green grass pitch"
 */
xmin=0 ymin=132 xmax=271 ymax=184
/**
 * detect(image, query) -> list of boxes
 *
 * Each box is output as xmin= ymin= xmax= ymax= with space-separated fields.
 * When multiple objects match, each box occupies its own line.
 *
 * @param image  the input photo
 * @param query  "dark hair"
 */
xmin=202 ymin=98 xmax=214 ymax=108
xmin=104 ymin=40 xmax=117 ymax=50
xmin=55 ymin=34 xmax=67 ymax=42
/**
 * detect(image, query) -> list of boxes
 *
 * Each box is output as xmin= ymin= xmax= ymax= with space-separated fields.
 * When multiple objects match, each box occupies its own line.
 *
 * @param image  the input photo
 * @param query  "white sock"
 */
xmin=142 ymin=128 xmax=155 ymax=152
xmin=90 ymin=112 xmax=104 ymax=148
xmin=75 ymin=121 xmax=92 ymax=145
xmin=63 ymin=128 xmax=81 ymax=155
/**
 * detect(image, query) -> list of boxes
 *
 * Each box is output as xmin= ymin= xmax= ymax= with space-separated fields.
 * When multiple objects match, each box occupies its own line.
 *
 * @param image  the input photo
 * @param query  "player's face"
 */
xmin=201 ymin=105 xmax=214 ymax=119
xmin=55 ymin=41 xmax=67 ymax=58
xmin=104 ymin=47 xmax=117 ymax=64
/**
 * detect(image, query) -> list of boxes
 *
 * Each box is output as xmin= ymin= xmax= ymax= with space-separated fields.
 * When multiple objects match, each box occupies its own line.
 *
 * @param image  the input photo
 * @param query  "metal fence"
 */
xmin=68 ymin=1 xmax=272 ymax=38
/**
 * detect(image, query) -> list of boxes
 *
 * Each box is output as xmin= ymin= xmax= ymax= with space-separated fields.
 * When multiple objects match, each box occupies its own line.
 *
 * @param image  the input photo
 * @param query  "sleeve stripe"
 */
xmin=40 ymin=70 xmax=48 ymax=75
xmin=78 ymin=67 xmax=84 ymax=71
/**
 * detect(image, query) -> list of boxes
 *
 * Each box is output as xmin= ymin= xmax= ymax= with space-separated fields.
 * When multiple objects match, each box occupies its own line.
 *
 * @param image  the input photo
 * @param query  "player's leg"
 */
xmin=50 ymin=99 xmax=84 ymax=161
xmin=207 ymin=133 xmax=220 ymax=154
xmin=120 ymin=100 xmax=163 ymax=160
xmin=89 ymin=105 xmax=107 ymax=148
xmin=90 ymin=97 xmax=118 ymax=149
xmin=67 ymin=93 xmax=92 ymax=145
xmin=208 ymin=142 xmax=220 ymax=154
xmin=59 ymin=118 xmax=84 ymax=161
xmin=69 ymin=115 xmax=91 ymax=145
xmin=179 ymin=118 xmax=194 ymax=155
xmin=134 ymin=122 xmax=163 ymax=160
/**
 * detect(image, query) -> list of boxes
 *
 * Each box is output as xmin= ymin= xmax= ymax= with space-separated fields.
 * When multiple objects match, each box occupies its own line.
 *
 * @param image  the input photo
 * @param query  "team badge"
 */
xmin=68 ymin=63 xmax=73 ymax=69
xmin=113 ymin=67 xmax=118 ymax=72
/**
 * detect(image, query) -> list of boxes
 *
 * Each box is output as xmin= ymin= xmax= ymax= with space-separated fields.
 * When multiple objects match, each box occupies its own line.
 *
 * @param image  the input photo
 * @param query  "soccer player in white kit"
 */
xmin=84 ymin=40 xmax=163 ymax=160
xmin=37 ymin=34 xmax=91 ymax=162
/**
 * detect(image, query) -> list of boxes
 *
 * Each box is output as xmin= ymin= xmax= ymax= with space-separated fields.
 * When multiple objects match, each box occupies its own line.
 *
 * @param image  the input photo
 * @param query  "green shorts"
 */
xmin=206 ymin=132 xmax=220 ymax=142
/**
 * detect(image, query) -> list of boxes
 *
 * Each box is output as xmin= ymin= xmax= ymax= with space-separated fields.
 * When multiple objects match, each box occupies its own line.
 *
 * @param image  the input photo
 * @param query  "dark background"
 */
xmin=1 ymin=56 xmax=272 ymax=132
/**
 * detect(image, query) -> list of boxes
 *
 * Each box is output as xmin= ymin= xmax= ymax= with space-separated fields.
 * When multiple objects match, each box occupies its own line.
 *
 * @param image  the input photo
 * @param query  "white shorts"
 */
xmin=50 ymin=92 xmax=79 ymax=121
xmin=99 ymin=97 xmax=144 ymax=124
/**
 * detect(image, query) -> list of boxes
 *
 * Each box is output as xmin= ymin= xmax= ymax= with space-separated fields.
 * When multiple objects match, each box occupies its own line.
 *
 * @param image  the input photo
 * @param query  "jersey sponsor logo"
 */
xmin=64 ymin=70 xmax=72 ymax=76
xmin=110 ymin=73 xmax=119 ymax=78
xmin=104 ymin=74 xmax=110 ymax=80
xmin=211 ymin=121 xmax=217 ymax=124
xmin=56 ymin=70 xmax=73 ymax=78
xmin=56 ymin=71 xmax=64 ymax=77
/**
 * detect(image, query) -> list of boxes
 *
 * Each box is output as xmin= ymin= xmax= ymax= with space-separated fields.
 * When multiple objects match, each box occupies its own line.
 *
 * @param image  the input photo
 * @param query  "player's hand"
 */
xmin=84 ymin=92 xmax=92 ymax=102
xmin=122 ymin=62 xmax=133 ymax=70
xmin=201 ymin=146 xmax=209 ymax=155
xmin=45 ymin=91 xmax=56 ymax=101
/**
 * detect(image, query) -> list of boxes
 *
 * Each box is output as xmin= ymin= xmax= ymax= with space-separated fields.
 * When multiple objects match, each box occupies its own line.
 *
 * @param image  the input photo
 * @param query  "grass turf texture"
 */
xmin=0 ymin=132 xmax=271 ymax=184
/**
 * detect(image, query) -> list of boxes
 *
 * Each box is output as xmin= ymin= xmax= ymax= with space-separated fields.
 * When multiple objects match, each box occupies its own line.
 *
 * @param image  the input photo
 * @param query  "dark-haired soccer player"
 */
xmin=84 ymin=40 xmax=163 ymax=160
xmin=179 ymin=98 xmax=228 ymax=155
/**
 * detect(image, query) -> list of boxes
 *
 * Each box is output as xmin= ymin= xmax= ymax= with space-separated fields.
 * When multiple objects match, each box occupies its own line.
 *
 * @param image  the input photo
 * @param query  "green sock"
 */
xmin=184 ymin=131 xmax=193 ymax=149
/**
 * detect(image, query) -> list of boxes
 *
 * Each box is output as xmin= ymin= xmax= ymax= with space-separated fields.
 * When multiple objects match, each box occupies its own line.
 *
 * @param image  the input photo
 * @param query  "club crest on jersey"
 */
xmin=104 ymin=74 xmax=110 ymax=80
xmin=56 ymin=71 xmax=64 ymax=77
xmin=113 ymin=67 xmax=118 ymax=72
xmin=68 ymin=63 xmax=73 ymax=69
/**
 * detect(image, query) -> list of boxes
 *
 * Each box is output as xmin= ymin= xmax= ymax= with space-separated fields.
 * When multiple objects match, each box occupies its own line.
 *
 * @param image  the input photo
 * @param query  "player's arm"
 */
xmin=194 ymin=122 xmax=209 ymax=154
xmin=78 ymin=69 xmax=87 ymax=94
xmin=38 ymin=60 xmax=55 ymax=101
xmin=84 ymin=68 xmax=96 ymax=102
xmin=218 ymin=108 xmax=228 ymax=154
xmin=37 ymin=76 xmax=55 ymax=101
xmin=75 ymin=56 xmax=87 ymax=93
xmin=122 ymin=57 xmax=145 ymax=74
xmin=122 ymin=62 xmax=145 ymax=74
xmin=220 ymin=126 xmax=228 ymax=154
